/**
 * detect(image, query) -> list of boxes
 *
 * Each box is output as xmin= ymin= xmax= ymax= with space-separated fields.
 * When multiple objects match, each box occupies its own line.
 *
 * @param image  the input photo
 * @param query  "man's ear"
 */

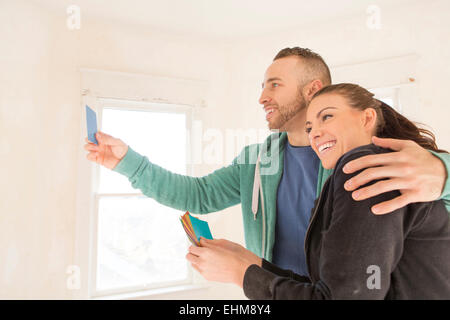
xmin=363 ymin=108 xmax=378 ymax=133
xmin=303 ymin=80 xmax=324 ymax=102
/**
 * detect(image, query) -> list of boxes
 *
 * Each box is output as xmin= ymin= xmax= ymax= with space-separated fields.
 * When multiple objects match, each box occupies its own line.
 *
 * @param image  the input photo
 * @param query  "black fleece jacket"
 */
xmin=243 ymin=144 xmax=450 ymax=300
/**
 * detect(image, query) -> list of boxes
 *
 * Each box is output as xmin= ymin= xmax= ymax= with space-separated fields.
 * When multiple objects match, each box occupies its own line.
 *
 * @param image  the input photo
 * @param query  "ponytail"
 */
xmin=312 ymin=83 xmax=447 ymax=154
xmin=377 ymin=101 xmax=447 ymax=153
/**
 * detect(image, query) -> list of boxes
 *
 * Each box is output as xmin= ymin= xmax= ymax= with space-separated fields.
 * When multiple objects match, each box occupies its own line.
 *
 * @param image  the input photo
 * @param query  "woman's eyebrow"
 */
xmin=316 ymin=107 xmax=337 ymax=118
xmin=306 ymin=107 xmax=337 ymax=125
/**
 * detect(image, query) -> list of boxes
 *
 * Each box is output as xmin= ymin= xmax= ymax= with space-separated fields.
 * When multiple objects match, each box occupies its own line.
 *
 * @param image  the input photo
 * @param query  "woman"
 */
xmin=187 ymin=83 xmax=450 ymax=299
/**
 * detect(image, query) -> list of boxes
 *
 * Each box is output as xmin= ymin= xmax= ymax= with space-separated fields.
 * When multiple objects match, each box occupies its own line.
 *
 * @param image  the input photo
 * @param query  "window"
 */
xmin=92 ymin=99 xmax=193 ymax=297
xmin=330 ymin=54 xmax=419 ymax=117
xmin=370 ymin=86 xmax=402 ymax=113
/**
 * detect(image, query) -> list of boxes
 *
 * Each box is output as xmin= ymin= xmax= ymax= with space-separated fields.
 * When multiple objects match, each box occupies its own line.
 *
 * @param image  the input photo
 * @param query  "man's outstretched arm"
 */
xmin=342 ymin=136 xmax=449 ymax=214
xmin=85 ymin=132 xmax=242 ymax=214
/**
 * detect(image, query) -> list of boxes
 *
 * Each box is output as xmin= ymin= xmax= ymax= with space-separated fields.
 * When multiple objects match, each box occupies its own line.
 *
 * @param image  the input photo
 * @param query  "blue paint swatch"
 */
xmin=86 ymin=105 xmax=98 ymax=145
xmin=189 ymin=215 xmax=213 ymax=242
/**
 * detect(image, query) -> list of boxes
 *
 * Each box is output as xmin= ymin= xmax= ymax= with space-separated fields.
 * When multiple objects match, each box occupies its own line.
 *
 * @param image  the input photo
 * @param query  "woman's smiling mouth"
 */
xmin=317 ymin=140 xmax=337 ymax=154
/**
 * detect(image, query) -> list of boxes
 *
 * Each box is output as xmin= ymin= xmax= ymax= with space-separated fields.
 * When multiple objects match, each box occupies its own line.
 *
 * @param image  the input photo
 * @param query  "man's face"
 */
xmin=259 ymin=56 xmax=307 ymax=131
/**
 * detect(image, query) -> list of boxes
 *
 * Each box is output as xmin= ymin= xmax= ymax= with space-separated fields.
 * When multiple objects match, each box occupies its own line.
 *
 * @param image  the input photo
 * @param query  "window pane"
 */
xmin=96 ymin=196 xmax=189 ymax=292
xmin=370 ymin=87 xmax=401 ymax=112
xmin=379 ymin=97 xmax=394 ymax=106
xmin=99 ymin=108 xmax=187 ymax=194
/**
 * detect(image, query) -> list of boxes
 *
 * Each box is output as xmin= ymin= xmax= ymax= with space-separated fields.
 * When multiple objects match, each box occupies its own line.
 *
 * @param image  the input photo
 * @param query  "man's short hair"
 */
xmin=274 ymin=47 xmax=332 ymax=86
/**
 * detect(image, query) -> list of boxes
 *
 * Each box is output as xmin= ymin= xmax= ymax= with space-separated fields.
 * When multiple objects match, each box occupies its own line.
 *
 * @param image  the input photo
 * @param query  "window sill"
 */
xmin=91 ymin=283 xmax=211 ymax=300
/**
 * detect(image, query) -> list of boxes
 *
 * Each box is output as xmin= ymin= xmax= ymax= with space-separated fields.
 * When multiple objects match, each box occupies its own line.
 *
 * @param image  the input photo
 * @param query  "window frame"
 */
xmin=75 ymin=69 xmax=210 ymax=300
xmin=369 ymin=85 xmax=402 ymax=113
xmin=87 ymin=98 xmax=195 ymax=298
xmin=330 ymin=54 xmax=420 ymax=121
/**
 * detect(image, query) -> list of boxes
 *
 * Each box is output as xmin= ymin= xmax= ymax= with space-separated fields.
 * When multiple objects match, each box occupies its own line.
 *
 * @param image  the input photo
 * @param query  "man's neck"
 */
xmin=284 ymin=112 xmax=310 ymax=147
xmin=287 ymin=131 xmax=310 ymax=147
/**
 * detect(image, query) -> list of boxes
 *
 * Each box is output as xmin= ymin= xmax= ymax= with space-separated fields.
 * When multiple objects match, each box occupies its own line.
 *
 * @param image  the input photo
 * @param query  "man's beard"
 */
xmin=268 ymin=94 xmax=307 ymax=131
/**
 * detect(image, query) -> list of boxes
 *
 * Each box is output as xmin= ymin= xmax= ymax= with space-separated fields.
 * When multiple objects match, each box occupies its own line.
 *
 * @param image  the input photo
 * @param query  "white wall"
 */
xmin=0 ymin=0 xmax=244 ymax=299
xmin=1 ymin=0 xmax=449 ymax=299
xmin=226 ymin=0 xmax=450 ymax=150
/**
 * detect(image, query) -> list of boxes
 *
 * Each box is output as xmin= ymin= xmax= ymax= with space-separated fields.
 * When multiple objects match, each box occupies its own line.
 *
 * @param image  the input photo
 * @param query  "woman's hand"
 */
xmin=186 ymin=238 xmax=262 ymax=288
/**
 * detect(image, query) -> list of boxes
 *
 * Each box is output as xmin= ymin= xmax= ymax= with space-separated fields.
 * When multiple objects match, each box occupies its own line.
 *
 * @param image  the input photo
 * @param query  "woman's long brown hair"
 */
xmin=312 ymin=83 xmax=448 ymax=153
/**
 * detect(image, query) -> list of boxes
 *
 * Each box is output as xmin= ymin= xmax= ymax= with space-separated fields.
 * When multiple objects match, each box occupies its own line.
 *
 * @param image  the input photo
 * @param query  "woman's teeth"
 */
xmin=318 ymin=141 xmax=336 ymax=153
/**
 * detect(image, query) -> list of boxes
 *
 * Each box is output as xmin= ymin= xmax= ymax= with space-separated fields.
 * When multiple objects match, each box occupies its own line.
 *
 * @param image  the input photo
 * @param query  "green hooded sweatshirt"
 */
xmin=113 ymin=132 xmax=450 ymax=261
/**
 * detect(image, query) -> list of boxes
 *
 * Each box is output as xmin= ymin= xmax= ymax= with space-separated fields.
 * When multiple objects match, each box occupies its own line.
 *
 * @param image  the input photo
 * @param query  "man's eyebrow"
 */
xmin=262 ymin=77 xmax=283 ymax=88
xmin=306 ymin=107 xmax=337 ymax=126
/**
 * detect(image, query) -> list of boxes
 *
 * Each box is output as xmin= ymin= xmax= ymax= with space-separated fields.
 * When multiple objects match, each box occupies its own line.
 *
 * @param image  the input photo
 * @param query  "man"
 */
xmin=85 ymin=47 xmax=450 ymax=277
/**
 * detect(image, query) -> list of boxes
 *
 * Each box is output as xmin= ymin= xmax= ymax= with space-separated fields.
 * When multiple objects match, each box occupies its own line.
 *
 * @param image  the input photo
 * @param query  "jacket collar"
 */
xmin=251 ymin=131 xmax=288 ymax=216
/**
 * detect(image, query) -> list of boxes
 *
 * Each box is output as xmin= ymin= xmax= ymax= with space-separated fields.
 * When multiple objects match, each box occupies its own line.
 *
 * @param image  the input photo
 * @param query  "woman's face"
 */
xmin=306 ymin=93 xmax=375 ymax=169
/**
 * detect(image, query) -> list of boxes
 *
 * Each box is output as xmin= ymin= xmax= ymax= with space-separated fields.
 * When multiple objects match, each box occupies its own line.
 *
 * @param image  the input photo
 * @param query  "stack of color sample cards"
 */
xmin=180 ymin=211 xmax=213 ymax=246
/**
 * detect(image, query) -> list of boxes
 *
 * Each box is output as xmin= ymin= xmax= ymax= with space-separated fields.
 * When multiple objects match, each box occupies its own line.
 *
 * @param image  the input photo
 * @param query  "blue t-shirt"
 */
xmin=272 ymin=141 xmax=320 ymax=276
